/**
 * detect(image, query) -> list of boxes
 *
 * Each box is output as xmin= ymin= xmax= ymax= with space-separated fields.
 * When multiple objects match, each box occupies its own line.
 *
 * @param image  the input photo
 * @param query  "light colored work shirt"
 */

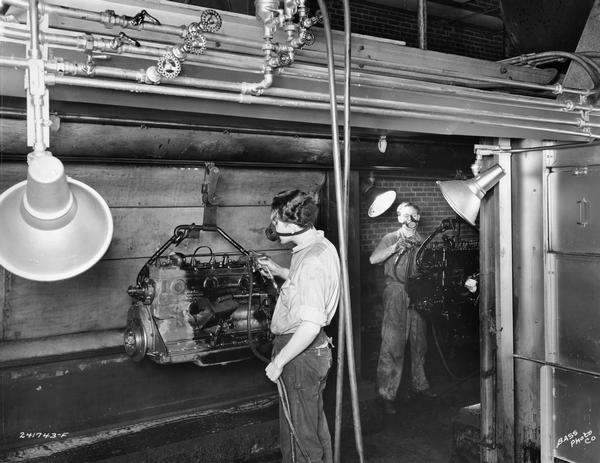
xmin=270 ymin=230 xmax=341 ymax=335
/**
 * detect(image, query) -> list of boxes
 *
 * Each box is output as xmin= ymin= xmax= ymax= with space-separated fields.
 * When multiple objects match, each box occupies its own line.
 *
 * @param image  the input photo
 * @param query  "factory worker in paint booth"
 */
xmin=257 ymin=189 xmax=340 ymax=463
xmin=369 ymin=201 xmax=437 ymax=416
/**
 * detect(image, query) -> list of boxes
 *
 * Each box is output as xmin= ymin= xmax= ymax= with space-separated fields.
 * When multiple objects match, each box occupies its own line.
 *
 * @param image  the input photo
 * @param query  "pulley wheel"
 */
xmin=124 ymin=316 xmax=148 ymax=362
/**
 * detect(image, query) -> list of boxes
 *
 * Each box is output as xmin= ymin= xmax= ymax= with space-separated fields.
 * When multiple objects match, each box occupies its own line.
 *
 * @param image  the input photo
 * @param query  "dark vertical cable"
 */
xmin=335 ymin=0 xmax=352 ymax=458
xmin=315 ymin=1 xmax=364 ymax=462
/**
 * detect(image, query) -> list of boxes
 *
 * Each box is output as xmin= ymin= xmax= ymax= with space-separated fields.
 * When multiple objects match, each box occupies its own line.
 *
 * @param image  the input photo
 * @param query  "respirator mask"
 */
xmin=265 ymin=222 xmax=312 ymax=241
xmin=398 ymin=211 xmax=420 ymax=229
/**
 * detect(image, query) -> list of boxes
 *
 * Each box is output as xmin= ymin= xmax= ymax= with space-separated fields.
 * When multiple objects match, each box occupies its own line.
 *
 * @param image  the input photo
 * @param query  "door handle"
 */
xmin=577 ymin=197 xmax=589 ymax=227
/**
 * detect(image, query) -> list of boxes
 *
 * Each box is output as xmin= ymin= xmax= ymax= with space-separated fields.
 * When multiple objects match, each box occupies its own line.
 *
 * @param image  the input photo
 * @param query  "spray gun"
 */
xmin=251 ymin=252 xmax=280 ymax=293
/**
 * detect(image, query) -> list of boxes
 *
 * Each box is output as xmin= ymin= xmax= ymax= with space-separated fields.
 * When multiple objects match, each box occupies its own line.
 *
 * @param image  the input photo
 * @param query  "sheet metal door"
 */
xmin=542 ymin=154 xmax=600 ymax=463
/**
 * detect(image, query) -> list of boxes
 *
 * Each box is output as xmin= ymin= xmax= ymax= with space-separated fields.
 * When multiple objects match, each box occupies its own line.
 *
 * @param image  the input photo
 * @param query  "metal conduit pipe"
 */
xmin=326 ymin=59 xmax=582 ymax=95
xmin=3 ymin=0 xmax=187 ymax=37
xmin=1 ymin=6 xmax=594 ymax=98
xmin=0 ymin=24 xmax=264 ymax=68
xmin=262 ymin=48 xmax=588 ymax=96
xmin=0 ymin=52 xmax=583 ymax=130
xmin=480 ymin=139 xmax=600 ymax=155
xmin=525 ymin=57 xmax=567 ymax=67
xmin=315 ymin=0 xmax=364 ymax=461
xmin=22 ymin=58 xmax=597 ymax=130
xmin=18 ymin=73 xmax=598 ymax=139
xmin=6 ymin=47 xmax=598 ymax=127
xmin=27 ymin=0 xmax=45 ymax=153
xmin=500 ymin=51 xmax=600 ymax=88
xmin=519 ymin=54 xmax=600 ymax=89
xmin=1 ymin=21 xmax=594 ymax=103
xmin=0 ymin=58 xmax=584 ymax=134
xmin=2 ymin=57 xmax=599 ymax=133
xmin=95 ymin=70 xmax=597 ymax=127
xmin=282 ymin=65 xmax=596 ymax=113
xmin=1 ymin=26 xmax=595 ymax=116
xmin=0 ymin=24 xmax=570 ymax=105
xmin=0 ymin=0 xmax=305 ymax=57
xmin=0 ymin=24 xmax=482 ymax=90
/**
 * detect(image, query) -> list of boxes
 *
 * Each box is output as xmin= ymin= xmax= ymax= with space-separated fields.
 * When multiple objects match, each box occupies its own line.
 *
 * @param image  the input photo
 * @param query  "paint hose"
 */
xmin=277 ymin=377 xmax=312 ymax=462
xmin=430 ymin=321 xmax=476 ymax=381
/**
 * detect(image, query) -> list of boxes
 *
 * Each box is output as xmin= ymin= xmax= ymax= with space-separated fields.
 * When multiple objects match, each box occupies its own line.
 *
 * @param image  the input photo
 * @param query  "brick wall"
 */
xmin=358 ymin=172 xmax=478 ymax=380
xmin=359 ymin=174 xmax=475 ymax=251
xmin=309 ymin=0 xmax=505 ymax=61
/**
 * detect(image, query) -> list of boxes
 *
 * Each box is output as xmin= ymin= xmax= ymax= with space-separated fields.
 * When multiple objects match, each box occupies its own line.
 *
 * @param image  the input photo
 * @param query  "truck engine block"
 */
xmin=124 ymin=225 xmax=277 ymax=366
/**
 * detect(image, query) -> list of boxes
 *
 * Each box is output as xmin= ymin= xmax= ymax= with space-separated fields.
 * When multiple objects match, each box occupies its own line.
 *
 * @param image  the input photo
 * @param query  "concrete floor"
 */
xmin=340 ymin=376 xmax=480 ymax=463
xmin=248 ymin=374 xmax=480 ymax=463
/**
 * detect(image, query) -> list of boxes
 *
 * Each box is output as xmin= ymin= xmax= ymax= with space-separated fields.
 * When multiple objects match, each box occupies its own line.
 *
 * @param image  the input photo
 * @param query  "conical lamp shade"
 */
xmin=436 ymin=164 xmax=505 ymax=226
xmin=366 ymin=188 xmax=397 ymax=218
xmin=0 ymin=156 xmax=113 ymax=281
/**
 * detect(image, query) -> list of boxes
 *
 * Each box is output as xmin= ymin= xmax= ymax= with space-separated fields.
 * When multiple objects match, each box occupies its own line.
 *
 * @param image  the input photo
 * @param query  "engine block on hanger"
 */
xmin=124 ymin=225 xmax=278 ymax=366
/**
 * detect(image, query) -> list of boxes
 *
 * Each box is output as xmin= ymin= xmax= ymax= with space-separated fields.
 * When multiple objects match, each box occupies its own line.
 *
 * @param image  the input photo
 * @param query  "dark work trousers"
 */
xmin=272 ymin=331 xmax=333 ymax=463
xmin=377 ymin=282 xmax=429 ymax=401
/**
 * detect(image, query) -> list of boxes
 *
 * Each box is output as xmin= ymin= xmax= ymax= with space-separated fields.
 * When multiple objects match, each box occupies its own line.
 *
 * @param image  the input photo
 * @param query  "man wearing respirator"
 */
xmin=369 ymin=201 xmax=436 ymax=416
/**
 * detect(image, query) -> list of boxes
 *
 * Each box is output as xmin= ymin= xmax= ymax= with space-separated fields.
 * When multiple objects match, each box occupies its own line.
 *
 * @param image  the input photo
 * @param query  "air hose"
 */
xmin=277 ymin=377 xmax=312 ymax=462
xmin=430 ymin=320 xmax=475 ymax=381
xmin=245 ymin=262 xmax=309 ymax=462
xmin=246 ymin=260 xmax=270 ymax=363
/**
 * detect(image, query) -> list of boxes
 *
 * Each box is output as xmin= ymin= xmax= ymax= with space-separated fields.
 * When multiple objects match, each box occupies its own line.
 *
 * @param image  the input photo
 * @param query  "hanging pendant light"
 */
xmin=362 ymin=173 xmax=397 ymax=218
xmin=0 ymin=0 xmax=113 ymax=281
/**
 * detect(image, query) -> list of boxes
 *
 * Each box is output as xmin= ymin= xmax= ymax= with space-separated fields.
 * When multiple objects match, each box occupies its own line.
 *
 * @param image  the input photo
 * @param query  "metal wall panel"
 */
xmin=553 ymin=368 xmax=600 ymax=463
xmin=555 ymin=255 xmax=600 ymax=375
xmin=511 ymin=144 xmax=546 ymax=461
xmin=548 ymin=166 xmax=600 ymax=254
xmin=513 ymin=148 xmax=545 ymax=361
xmin=541 ymin=145 xmax=600 ymax=463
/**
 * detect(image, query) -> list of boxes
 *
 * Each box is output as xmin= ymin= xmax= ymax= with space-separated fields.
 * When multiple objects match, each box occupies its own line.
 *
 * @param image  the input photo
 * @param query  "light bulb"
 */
xmin=377 ymin=136 xmax=387 ymax=154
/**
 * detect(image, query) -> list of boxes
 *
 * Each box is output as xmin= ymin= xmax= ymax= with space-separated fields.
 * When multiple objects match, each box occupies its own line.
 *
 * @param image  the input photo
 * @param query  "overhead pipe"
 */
xmin=498 ymin=51 xmax=600 ymax=89
xmin=27 ymin=73 xmax=600 ymax=139
xmin=1 ymin=38 xmax=597 ymax=125
xmin=0 ymin=0 xmax=248 ymax=46
xmin=2 ymin=12 xmax=600 ymax=134
xmin=4 ymin=30 xmax=590 ymax=113
xmin=0 ymin=24 xmax=263 ymax=67
xmin=3 ymin=55 xmax=588 ymax=131
xmin=26 ymin=0 xmax=44 ymax=152
xmin=0 ymin=0 xmax=310 ymax=94
xmin=0 ymin=23 xmax=558 ymax=96
xmin=244 ymin=0 xmax=320 ymax=95
xmin=12 ymin=57 xmax=596 ymax=132
xmin=1 ymin=21 xmax=594 ymax=101
xmin=1 ymin=6 xmax=595 ymax=98
xmin=244 ymin=0 xmax=281 ymax=96
xmin=11 ymin=23 xmax=584 ymax=106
